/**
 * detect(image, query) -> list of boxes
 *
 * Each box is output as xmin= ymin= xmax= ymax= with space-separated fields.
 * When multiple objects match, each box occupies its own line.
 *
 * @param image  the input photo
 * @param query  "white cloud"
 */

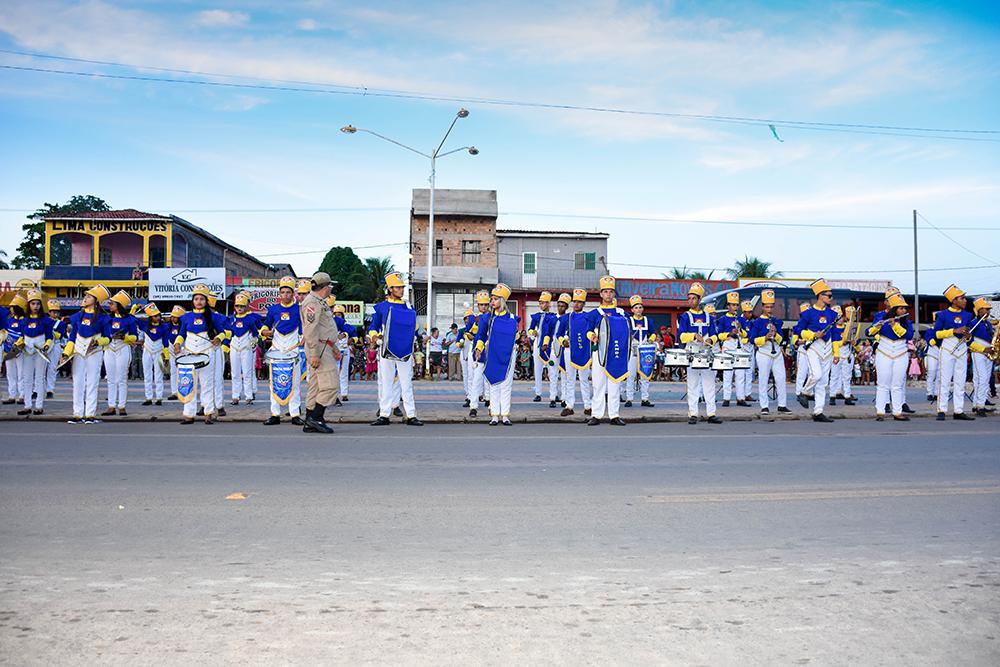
xmin=194 ymin=9 xmax=249 ymax=28
xmin=296 ymin=18 xmax=318 ymax=31
xmin=698 ymin=144 xmax=813 ymax=173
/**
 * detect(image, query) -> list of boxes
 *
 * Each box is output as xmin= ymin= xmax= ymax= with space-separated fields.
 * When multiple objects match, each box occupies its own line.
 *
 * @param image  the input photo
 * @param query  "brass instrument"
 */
xmin=987 ymin=320 xmax=1000 ymax=362
xmin=765 ymin=321 xmax=778 ymax=355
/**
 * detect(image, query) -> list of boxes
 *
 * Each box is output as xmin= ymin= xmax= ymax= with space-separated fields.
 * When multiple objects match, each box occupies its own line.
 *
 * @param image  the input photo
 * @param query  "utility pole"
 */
xmin=913 ymin=209 xmax=919 ymax=330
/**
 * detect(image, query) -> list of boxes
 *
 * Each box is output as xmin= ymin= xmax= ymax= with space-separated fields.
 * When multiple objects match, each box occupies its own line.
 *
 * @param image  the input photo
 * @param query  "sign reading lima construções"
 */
xmin=49 ymin=221 xmax=170 ymax=233
xmin=148 ymin=268 xmax=225 ymax=300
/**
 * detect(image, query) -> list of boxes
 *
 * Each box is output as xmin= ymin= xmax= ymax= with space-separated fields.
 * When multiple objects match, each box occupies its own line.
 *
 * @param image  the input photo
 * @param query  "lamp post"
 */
xmin=341 ymin=109 xmax=478 ymax=377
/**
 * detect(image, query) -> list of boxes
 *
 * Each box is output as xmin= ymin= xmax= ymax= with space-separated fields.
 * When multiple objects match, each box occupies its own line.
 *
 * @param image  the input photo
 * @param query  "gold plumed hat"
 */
xmin=599 ymin=275 xmax=616 ymax=291
xmin=972 ymin=296 xmax=989 ymax=312
xmin=887 ymin=293 xmax=908 ymax=309
xmin=810 ymin=278 xmax=831 ymax=295
xmin=943 ymin=283 xmax=965 ymax=302
xmin=629 ymin=295 xmax=643 ymax=307
xmin=726 ymin=292 xmax=739 ymax=305
xmin=25 ymin=288 xmax=43 ymax=303
xmin=761 ymin=289 xmax=776 ymax=305
xmin=170 ymin=305 xmax=186 ymax=318
xmin=741 ymin=300 xmax=753 ymax=312
xmin=475 ymin=290 xmax=490 ymax=305
xmin=85 ymin=284 xmax=110 ymax=302
xmin=278 ymin=276 xmax=297 ymax=290
xmin=572 ymin=288 xmax=587 ymax=302
xmin=234 ymin=293 xmax=250 ymax=306
xmin=296 ymin=280 xmax=311 ymax=294
xmin=557 ymin=292 xmax=572 ymax=305
xmin=333 ymin=303 xmax=346 ymax=314
xmin=47 ymin=298 xmax=61 ymax=311
xmin=384 ymin=272 xmax=405 ymax=288
xmin=10 ymin=293 xmax=27 ymax=310
xmin=110 ymin=290 xmax=132 ymax=309
xmin=539 ymin=291 xmax=552 ymax=303
xmin=491 ymin=283 xmax=512 ymax=300
xmin=688 ymin=282 xmax=705 ymax=298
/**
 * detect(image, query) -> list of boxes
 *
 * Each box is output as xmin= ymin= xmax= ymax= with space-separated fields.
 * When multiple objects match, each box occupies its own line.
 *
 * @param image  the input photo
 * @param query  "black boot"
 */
xmin=901 ymin=403 xmax=915 ymax=414
xmin=304 ymin=405 xmax=333 ymax=434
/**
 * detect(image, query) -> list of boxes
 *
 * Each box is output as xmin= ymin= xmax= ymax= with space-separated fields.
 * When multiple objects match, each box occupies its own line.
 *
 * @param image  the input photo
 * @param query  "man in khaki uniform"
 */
xmin=300 ymin=272 xmax=341 ymax=434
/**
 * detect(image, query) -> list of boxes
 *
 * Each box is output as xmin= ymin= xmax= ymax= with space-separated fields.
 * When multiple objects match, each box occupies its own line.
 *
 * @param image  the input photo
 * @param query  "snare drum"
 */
xmin=730 ymin=350 xmax=752 ymax=369
xmin=175 ymin=352 xmax=211 ymax=369
xmin=711 ymin=353 xmax=734 ymax=371
xmin=664 ymin=348 xmax=690 ymax=367
xmin=265 ymin=348 xmax=298 ymax=364
xmin=689 ymin=351 xmax=712 ymax=369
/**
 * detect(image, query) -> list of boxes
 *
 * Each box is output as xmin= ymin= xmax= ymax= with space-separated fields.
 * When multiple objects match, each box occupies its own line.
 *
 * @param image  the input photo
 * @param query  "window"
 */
xmin=99 ymin=247 xmax=113 ymax=266
xmin=575 ymin=252 xmax=596 ymax=271
xmin=149 ymin=246 xmax=166 ymax=268
xmin=461 ymin=240 xmax=481 ymax=264
xmin=522 ymin=252 xmax=536 ymax=274
xmin=434 ymin=239 xmax=444 ymax=266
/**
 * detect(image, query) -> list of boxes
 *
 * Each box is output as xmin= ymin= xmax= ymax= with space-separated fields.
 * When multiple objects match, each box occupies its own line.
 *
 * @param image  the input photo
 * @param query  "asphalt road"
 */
xmin=1 ymin=420 xmax=998 ymax=664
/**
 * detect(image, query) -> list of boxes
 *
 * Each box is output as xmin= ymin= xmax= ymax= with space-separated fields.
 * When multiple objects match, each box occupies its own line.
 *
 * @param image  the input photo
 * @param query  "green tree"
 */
xmin=0 ymin=249 xmax=9 ymax=270
xmin=360 ymin=256 xmax=396 ymax=303
xmin=14 ymin=195 xmax=111 ymax=269
xmin=663 ymin=266 xmax=715 ymax=280
xmin=726 ymin=255 xmax=782 ymax=280
xmin=316 ymin=246 xmax=368 ymax=301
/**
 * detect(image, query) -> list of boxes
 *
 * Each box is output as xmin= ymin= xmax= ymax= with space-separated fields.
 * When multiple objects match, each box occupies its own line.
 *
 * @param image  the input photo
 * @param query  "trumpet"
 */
xmin=766 ymin=321 xmax=778 ymax=354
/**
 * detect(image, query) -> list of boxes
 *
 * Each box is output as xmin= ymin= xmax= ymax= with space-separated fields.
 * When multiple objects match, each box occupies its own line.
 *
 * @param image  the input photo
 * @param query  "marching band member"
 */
xmin=226 ymin=292 xmax=261 ymax=406
xmin=791 ymin=302 xmax=811 ymax=400
xmin=45 ymin=299 xmax=66 ymax=399
xmin=205 ymin=294 xmax=228 ymax=417
xmin=528 ymin=292 xmax=559 ymax=407
xmin=717 ymin=292 xmax=750 ymax=407
xmin=173 ymin=284 xmax=227 ymax=425
xmin=553 ymin=293 xmax=570 ymax=408
xmin=457 ymin=305 xmax=474 ymax=407
xmin=261 ymin=277 xmax=304 ymax=426
xmin=301 ymin=272 xmax=341 ymax=434
xmin=741 ymin=299 xmax=757 ymax=394
xmin=796 ymin=279 xmax=840 ymax=422
xmin=463 ymin=290 xmax=490 ymax=416
xmin=969 ymin=297 xmax=996 ymax=417
xmin=63 ymin=285 xmax=111 ymax=423
xmin=473 ymin=283 xmax=520 ymax=425
xmin=101 ymin=290 xmax=138 ymax=417
xmin=625 ymin=295 xmax=655 ymax=408
xmin=923 ymin=318 xmax=940 ymax=402
xmin=827 ymin=305 xmax=844 ymax=404
xmin=331 ymin=302 xmax=356 ymax=405
xmin=557 ymin=289 xmax=593 ymax=418
xmin=678 ymin=282 xmax=721 ymax=425
xmin=934 ymin=284 xmax=980 ymax=421
xmin=167 ymin=306 xmax=185 ymax=400
xmin=138 ymin=303 xmax=170 ymax=406
xmin=869 ymin=293 xmax=914 ymax=421
xmin=749 ymin=289 xmax=790 ymax=415
xmin=368 ymin=272 xmax=423 ymax=426
xmin=2 ymin=293 xmax=26 ymax=405
xmin=17 ymin=289 xmax=54 ymax=416
xmin=585 ymin=276 xmax=630 ymax=426
xmin=831 ymin=305 xmax=858 ymax=406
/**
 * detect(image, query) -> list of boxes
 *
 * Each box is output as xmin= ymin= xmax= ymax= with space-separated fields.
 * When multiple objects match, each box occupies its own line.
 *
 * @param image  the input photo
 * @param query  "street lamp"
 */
xmin=341 ymin=108 xmax=478 ymax=377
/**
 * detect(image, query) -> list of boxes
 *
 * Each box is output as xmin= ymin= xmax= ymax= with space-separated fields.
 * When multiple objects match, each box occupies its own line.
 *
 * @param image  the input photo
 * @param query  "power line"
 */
xmin=2 ymin=56 xmax=999 ymax=142
xmin=254 ymin=242 xmax=409 ymax=258
xmin=917 ymin=212 xmax=999 ymax=265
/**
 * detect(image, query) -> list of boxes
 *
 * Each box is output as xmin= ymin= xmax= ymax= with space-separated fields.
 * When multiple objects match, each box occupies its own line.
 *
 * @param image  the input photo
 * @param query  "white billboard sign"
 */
xmin=738 ymin=277 xmax=893 ymax=293
xmin=149 ymin=267 xmax=226 ymax=301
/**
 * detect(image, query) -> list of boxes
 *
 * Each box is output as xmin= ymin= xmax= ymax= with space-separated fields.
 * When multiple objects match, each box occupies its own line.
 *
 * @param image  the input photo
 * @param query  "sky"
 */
xmin=1 ymin=0 xmax=998 ymax=294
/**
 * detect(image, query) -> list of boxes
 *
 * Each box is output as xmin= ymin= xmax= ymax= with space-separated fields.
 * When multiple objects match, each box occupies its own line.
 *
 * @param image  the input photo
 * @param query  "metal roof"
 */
xmin=497 ymin=229 xmax=609 ymax=239
xmin=411 ymin=189 xmax=497 ymax=217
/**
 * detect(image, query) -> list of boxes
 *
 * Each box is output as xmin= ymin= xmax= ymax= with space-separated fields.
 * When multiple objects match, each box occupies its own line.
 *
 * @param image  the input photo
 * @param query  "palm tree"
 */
xmin=662 ymin=266 xmax=715 ymax=280
xmin=0 ymin=249 xmax=9 ymax=270
xmin=361 ymin=256 xmax=396 ymax=302
xmin=726 ymin=256 xmax=782 ymax=280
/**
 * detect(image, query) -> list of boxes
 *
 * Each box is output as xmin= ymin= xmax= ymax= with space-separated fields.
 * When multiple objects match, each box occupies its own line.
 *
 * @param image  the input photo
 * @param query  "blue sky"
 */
xmin=1 ymin=0 xmax=998 ymax=293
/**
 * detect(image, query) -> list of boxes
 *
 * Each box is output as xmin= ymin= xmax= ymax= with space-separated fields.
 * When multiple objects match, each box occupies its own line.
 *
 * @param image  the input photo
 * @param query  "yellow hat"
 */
xmin=324 ymin=295 xmax=336 ymax=308
xmin=170 ymin=305 xmax=186 ymax=318
xmin=47 ymin=299 xmax=61 ymax=311
xmin=385 ymin=272 xmax=405 ymax=288
xmin=704 ymin=304 xmax=716 ymax=315
xmin=629 ymin=295 xmax=643 ymax=307
xmin=558 ymin=292 xmax=572 ymax=305
xmin=810 ymin=278 xmax=831 ymax=295
xmin=539 ymin=291 xmax=552 ymax=303
xmin=333 ymin=304 xmax=346 ymax=315
xmin=844 ymin=305 xmax=856 ymax=316
xmin=885 ymin=286 xmax=901 ymax=298
xmin=832 ymin=305 xmax=843 ymax=316
xmin=191 ymin=283 xmax=212 ymax=298
xmin=599 ymin=275 xmax=616 ymax=291
xmin=475 ymin=290 xmax=490 ymax=305
xmin=572 ymin=288 xmax=587 ymax=302
xmin=491 ymin=283 xmax=512 ymax=300
xmin=235 ymin=293 xmax=250 ymax=307
xmin=799 ymin=303 xmax=811 ymax=313
xmin=25 ymin=288 xmax=43 ymax=303
xmin=887 ymin=293 xmax=908 ymax=309
xmin=761 ymin=289 xmax=776 ymax=305
xmin=278 ymin=276 xmax=296 ymax=290
xmin=464 ymin=307 xmax=473 ymax=317
xmin=726 ymin=292 xmax=739 ymax=305
xmin=110 ymin=290 xmax=132 ymax=309
xmin=207 ymin=294 xmax=218 ymax=309
xmin=85 ymin=284 xmax=110 ymax=302
xmin=144 ymin=302 xmax=161 ymax=317
xmin=10 ymin=293 xmax=26 ymax=310
xmin=296 ymin=280 xmax=311 ymax=294
xmin=689 ymin=282 xmax=705 ymax=298
xmin=943 ymin=283 xmax=965 ymax=302
xmin=973 ymin=296 xmax=990 ymax=312
xmin=741 ymin=300 xmax=753 ymax=312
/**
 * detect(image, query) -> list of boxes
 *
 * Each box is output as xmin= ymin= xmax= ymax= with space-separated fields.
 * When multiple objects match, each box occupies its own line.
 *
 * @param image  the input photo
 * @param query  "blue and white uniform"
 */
xmin=333 ymin=314 xmax=356 ymax=400
xmin=717 ymin=311 xmax=750 ymax=403
xmin=176 ymin=308 xmax=227 ymax=418
xmin=678 ymin=308 xmax=719 ymax=419
xmin=226 ymin=312 xmax=261 ymax=403
xmin=869 ymin=315 xmax=913 ymax=417
xmin=20 ymin=313 xmax=54 ymax=411
xmin=66 ymin=308 xmax=109 ymax=420
xmin=262 ymin=302 xmax=303 ymax=418
xmin=368 ymin=298 xmax=418 ymax=420
xmin=791 ymin=311 xmax=810 ymax=396
xmin=46 ymin=315 xmax=68 ymax=395
xmin=462 ymin=309 xmax=485 ymax=408
xmin=528 ymin=308 xmax=558 ymax=402
xmin=3 ymin=313 xmax=23 ymax=402
xmin=934 ymin=307 xmax=976 ymax=415
xmin=104 ymin=313 xmax=138 ymax=410
xmin=923 ymin=326 xmax=940 ymax=398
xmin=970 ymin=315 xmax=995 ymax=412
xmin=585 ymin=305 xmax=628 ymax=420
xmin=138 ymin=317 xmax=171 ymax=402
xmin=798 ymin=306 xmax=842 ymax=416
xmin=625 ymin=315 xmax=653 ymax=403
xmin=556 ymin=308 xmax=593 ymax=412
xmin=473 ymin=309 xmax=520 ymax=419
xmin=749 ymin=315 xmax=786 ymax=411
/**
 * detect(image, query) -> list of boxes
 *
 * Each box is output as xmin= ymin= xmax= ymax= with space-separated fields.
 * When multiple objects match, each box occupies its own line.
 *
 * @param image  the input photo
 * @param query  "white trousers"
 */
xmin=21 ymin=346 xmax=48 ymax=410
xmin=169 ymin=349 xmax=179 ymax=397
xmin=971 ymin=352 xmax=992 ymax=409
xmin=937 ymin=349 xmax=968 ymax=414
xmin=533 ymin=347 xmax=559 ymax=400
xmin=687 ymin=367 xmax=717 ymax=417
xmin=590 ymin=352 xmax=621 ymax=419
xmin=803 ymin=347 xmax=833 ymax=415
xmin=487 ymin=357 xmax=516 ymax=417
xmin=5 ymin=355 xmax=22 ymax=399
xmin=338 ymin=350 xmax=351 ymax=398
xmin=230 ymin=344 xmax=255 ymax=401
xmin=625 ymin=353 xmax=650 ymax=401
xmin=468 ymin=356 xmax=486 ymax=407
xmin=875 ymin=348 xmax=908 ymax=416
xmin=832 ymin=352 xmax=854 ymax=398
xmin=564 ymin=360 xmax=592 ymax=411
xmin=378 ymin=356 xmax=415 ymax=418
xmin=103 ymin=345 xmax=130 ymax=408
xmin=213 ymin=347 xmax=225 ymax=409
xmin=721 ymin=341 xmax=748 ymax=401
xmin=756 ymin=352 xmax=787 ymax=410
xmin=795 ymin=347 xmax=810 ymax=395
xmin=46 ymin=340 xmax=62 ymax=393
xmin=461 ymin=344 xmax=472 ymax=400
xmin=142 ymin=346 xmax=165 ymax=400
xmin=925 ymin=350 xmax=940 ymax=397
xmin=72 ymin=351 xmax=103 ymax=418
xmin=183 ymin=356 xmax=217 ymax=417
